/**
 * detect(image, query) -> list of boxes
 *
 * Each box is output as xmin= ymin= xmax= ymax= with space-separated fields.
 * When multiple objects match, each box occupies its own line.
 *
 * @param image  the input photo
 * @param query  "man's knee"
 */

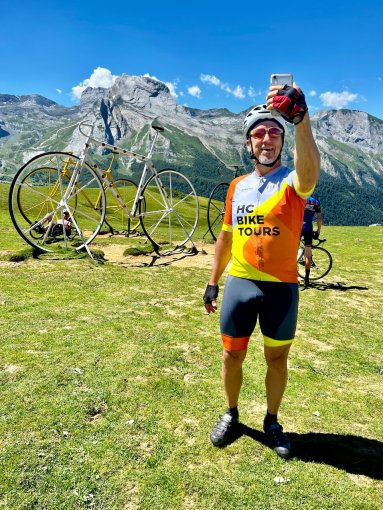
xmin=264 ymin=345 xmax=291 ymax=370
xmin=223 ymin=348 xmax=247 ymax=367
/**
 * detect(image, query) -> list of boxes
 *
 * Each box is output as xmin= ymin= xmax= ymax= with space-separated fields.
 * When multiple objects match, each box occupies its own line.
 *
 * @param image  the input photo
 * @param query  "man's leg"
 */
xmin=259 ymin=282 xmax=298 ymax=458
xmin=304 ymin=245 xmax=312 ymax=286
xmin=212 ymin=276 xmax=258 ymax=447
xmin=223 ymin=348 xmax=247 ymax=408
xmin=302 ymin=230 xmax=313 ymax=286
xmin=264 ymin=344 xmax=291 ymax=414
xmin=210 ymin=348 xmax=247 ymax=447
xmin=262 ymin=343 xmax=292 ymax=458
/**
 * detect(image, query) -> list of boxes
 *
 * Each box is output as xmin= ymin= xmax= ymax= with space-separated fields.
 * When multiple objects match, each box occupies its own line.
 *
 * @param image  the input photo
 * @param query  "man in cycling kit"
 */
xmin=301 ymin=196 xmax=323 ymax=286
xmin=203 ymin=82 xmax=320 ymax=458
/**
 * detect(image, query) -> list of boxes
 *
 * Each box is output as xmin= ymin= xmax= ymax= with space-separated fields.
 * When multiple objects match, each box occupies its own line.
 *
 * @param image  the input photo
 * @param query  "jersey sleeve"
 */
xmin=222 ymin=181 xmax=235 ymax=233
xmin=292 ymin=171 xmax=315 ymax=198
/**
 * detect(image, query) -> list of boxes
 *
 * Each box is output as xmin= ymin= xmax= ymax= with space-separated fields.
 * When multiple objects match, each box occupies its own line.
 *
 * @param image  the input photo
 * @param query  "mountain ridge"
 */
xmin=1 ymin=75 xmax=382 ymax=225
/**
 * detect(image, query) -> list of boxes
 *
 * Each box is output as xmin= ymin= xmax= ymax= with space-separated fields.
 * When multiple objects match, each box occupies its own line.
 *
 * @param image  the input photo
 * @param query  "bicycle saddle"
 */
xmin=151 ymin=118 xmax=165 ymax=132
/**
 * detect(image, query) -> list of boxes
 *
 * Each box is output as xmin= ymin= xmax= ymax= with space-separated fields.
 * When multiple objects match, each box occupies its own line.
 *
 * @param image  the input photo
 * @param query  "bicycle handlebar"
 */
xmin=151 ymin=117 xmax=165 ymax=132
xmin=300 ymin=236 xmax=327 ymax=247
xmin=78 ymin=121 xmax=95 ymax=138
xmin=214 ymin=164 xmax=242 ymax=178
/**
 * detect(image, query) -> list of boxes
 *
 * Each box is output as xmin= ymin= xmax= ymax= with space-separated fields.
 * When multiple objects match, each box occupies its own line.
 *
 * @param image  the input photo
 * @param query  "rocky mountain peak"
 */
xmin=80 ymin=87 xmax=109 ymax=113
xmin=0 ymin=94 xmax=21 ymax=105
xmin=313 ymin=108 xmax=383 ymax=151
xmin=0 ymin=94 xmax=58 ymax=108
xmin=80 ymin=74 xmax=178 ymax=116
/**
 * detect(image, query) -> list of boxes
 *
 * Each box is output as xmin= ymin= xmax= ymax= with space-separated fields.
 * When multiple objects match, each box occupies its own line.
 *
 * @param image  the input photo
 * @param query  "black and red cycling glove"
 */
xmin=272 ymin=85 xmax=308 ymax=125
xmin=203 ymin=284 xmax=219 ymax=305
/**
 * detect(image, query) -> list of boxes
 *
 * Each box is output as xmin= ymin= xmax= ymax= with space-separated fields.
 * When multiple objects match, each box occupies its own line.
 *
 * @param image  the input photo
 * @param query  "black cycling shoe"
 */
xmin=263 ymin=422 xmax=291 ymax=459
xmin=210 ymin=413 xmax=239 ymax=447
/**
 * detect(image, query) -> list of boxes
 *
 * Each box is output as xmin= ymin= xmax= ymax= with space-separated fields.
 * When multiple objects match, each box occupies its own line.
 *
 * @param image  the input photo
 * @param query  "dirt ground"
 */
xmin=100 ymin=241 xmax=216 ymax=269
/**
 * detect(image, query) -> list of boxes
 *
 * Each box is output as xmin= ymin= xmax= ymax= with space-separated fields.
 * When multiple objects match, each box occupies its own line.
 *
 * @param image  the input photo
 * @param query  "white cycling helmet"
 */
xmin=243 ymin=104 xmax=286 ymax=139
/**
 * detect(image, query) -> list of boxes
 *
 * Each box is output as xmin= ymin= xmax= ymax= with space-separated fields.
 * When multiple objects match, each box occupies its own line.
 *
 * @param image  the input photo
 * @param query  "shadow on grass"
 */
xmin=299 ymin=281 xmax=369 ymax=292
xmin=240 ymin=425 xmax=383 ymax=479
xmin=116 ymin=245 xmax=200 ymax=268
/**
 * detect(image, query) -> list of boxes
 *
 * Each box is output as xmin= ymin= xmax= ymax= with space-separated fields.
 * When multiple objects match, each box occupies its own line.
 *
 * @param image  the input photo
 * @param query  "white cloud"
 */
xmin=200 ymin=74 xmax=221 ymax=86
xmin=144 ymin=73 xmax=178 ymax=98
xmin=220 ymin=82 xmax=246 ymax=99
xmin=319 ymin=91 xmax=359 ymax=109
xmin=221 ymin=83 xmax=232 ymax=94
xmin=56 ymin=88 xmax=62 ymax=94
xmin=309 ymin=90 xmax=317 ymax=97
xmin=143 ymin=73 xmax=160 ymax=80
xmin=248 ymin=86 xmax=261 ymax=99
xmin=165 ymin=81 xmax=178 ymax=98
xmin=231 ymin=85 xmax=245 ymax=99
xmin=188 ymin=85 xmax=202 ymax=98
xmin=71 ymin=67 xmax=118 ymax=100
xmin=200 ymin=72 xmax=251 ymax=100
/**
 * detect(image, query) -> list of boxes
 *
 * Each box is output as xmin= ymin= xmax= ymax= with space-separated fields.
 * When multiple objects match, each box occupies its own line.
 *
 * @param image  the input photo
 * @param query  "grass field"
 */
xmin=1 ymin=182 xmax=383 ymax=509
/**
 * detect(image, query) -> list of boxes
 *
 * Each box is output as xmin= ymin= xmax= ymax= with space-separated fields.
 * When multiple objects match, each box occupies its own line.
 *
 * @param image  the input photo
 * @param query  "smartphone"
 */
xmin=270 ymin=73 xmax=293 ymax=87
xmin=270 ymin=74 xmax=293 ymax=116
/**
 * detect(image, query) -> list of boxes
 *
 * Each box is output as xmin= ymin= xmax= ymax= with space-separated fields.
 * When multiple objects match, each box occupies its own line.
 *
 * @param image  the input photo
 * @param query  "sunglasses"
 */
xmin=250 ymin=126 xmax=284 ymax=139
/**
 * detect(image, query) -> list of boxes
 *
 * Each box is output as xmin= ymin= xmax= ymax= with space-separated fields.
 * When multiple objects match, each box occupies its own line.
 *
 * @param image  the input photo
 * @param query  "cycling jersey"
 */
xmin=302 ymin=196 xmax=321 ymax=232
xmin=222 ymin=166 xmax=313 ymax=283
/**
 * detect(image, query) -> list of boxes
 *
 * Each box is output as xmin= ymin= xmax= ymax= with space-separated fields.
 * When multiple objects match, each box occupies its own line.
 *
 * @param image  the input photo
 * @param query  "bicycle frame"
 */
xmin=297 ymin=237 xmax=325 ymax=262
xmin=76 ymin=122 xmax=170 ymax=220
xmin=299 ymin=237 xmax=327 ymax=250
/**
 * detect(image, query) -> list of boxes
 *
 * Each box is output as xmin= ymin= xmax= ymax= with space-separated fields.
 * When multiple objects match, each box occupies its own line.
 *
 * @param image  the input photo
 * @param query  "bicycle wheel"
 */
xmin=139 ymin=169 xmax=199 ymax=254
xmin=207 ymin=182 xmax=229 ymax=241
xmin=104 ymin=178 xmax=142 ymax=235
xmin=9 ymin=152 xmax=106 ymax=253
xmin=16 ymin=166 xmax=78 ymax=225
xmin=297 ymin=246 xmax=333 ymax=281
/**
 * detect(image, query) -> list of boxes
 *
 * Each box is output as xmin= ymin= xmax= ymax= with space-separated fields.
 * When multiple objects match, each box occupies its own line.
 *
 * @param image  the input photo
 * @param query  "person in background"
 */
xmin=301 ymin=196 xmax=323 ymax=286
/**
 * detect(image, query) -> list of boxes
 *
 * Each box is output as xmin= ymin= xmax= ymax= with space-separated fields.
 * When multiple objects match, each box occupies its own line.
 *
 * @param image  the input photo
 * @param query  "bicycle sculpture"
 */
xmin=297 ymin=237 xmax=333 ymax=282
xmin=9 ymin=119 xmax=199 ymax=256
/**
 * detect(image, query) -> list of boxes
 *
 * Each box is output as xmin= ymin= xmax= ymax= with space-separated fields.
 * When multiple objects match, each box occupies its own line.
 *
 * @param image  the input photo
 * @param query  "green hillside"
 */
xmin=1 ymin=181 xmax=383 ymax=509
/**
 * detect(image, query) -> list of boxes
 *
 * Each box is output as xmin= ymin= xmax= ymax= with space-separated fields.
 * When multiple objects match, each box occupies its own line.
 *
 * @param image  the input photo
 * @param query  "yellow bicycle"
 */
xmin=13 ymin=151 xmax=141 ymax=239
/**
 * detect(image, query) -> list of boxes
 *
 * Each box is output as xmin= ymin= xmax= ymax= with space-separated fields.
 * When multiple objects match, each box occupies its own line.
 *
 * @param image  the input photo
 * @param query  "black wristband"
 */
xmin=203 ymin=284 xmax=219 ymax=304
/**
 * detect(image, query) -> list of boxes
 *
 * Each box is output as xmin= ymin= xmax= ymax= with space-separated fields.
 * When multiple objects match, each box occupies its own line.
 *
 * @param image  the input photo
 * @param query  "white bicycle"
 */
xmin=9 ymin=119 xmax=199 ymax=256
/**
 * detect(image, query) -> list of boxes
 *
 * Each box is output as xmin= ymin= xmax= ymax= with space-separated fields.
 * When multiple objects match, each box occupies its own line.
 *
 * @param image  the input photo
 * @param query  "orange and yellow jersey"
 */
xmin=222 ymin=166 xmax=313 ymax=283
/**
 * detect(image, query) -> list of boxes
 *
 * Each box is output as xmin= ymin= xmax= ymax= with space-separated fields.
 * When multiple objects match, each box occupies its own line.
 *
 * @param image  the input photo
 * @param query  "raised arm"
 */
xmin=266 ymin=83 xmax=321 ymax=193
xmin=294 ymin=113 xmax=321 ymax=193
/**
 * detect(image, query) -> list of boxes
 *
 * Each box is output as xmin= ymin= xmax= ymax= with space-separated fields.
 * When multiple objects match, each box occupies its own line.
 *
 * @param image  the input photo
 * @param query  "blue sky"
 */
xmin=2 ymin=0 xmax=383 ymax=119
